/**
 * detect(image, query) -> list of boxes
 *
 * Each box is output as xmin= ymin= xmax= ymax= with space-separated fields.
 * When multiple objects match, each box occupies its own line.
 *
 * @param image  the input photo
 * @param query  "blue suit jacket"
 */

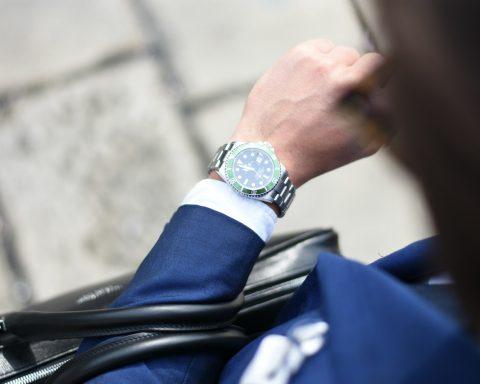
xmin=80 ymin=205 xmax=480 ymax=383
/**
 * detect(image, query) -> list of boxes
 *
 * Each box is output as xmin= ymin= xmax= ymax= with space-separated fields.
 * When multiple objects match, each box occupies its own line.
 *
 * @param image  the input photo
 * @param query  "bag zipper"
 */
xmin=1 ymin=355 xmax=72 ymax=384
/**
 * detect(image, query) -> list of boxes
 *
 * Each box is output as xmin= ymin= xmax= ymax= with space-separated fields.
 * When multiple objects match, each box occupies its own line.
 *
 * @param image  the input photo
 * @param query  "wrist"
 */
xmin=229 ymin=134 xmax=305 ymax=188
xmin=208 ymin=171 xmax=224 ymax=183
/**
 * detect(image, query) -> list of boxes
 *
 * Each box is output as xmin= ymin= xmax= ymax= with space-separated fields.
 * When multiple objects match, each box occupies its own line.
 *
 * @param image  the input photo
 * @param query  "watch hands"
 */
xmin=238 ymin=164 xmax=268 ymax=179
xmin=238 ymin=164 xmax=255 ymax=172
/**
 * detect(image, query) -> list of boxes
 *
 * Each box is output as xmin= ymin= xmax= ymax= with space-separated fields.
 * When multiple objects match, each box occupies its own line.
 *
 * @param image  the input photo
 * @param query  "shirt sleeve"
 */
xmin=181 ymin=179 xmax=278 ymax=242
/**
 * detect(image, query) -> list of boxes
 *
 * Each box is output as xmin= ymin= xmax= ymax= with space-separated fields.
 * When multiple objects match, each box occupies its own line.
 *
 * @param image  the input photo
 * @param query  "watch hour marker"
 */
xmin=244 ymin=179 xmax=249 ymax=185
xmin=252 ymin=183 xmax=256 ymax=187
xmin=238 ymin=175 xmax=242 ymax=179
xmin=263 ymin=175 xmax=269 ymax=179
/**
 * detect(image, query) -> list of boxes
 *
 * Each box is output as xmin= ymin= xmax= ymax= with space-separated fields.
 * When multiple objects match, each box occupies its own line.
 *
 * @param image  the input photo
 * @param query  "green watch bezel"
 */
xmin=223 ymin=142 xmax=282 ymax=198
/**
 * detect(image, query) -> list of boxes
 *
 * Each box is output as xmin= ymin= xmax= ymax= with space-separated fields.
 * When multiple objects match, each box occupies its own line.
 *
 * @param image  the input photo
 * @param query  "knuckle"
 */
xmin=291 ymin=45 xmax=315 ymax=62
xmin=315 ymin=57 xmax=336 ymax=73
xmin=309 ymin=38 xmax=335 ymax=52
xmin=291 ymin=38 xmax=336 ymax=60
xmin=292 ymin=42 xmax=313 ymax=55
xmin=329 ymin=46 xmax=360 ymax=64
xmin=291 ymin=44 xmax=325 ymax=68
xmin=361 ymin=52 xmax=386 ymax=67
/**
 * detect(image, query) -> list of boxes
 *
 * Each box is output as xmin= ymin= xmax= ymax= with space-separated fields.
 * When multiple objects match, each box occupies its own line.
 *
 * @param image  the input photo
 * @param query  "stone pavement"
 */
xmin=0 ymin=0 xmax=432 ymax=312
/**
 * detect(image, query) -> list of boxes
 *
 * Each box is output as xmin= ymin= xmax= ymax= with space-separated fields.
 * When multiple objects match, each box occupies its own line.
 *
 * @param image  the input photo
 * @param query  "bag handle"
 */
xmin=46 ymin=328 xmax=248 ymax=384
xmin=0 ymin=294 xmax=243 ymax=346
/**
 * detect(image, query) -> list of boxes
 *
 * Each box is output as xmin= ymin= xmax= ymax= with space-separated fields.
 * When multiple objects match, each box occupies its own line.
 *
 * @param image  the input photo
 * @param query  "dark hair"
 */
xmin=382 ymin=1 xmax=480 ymax=331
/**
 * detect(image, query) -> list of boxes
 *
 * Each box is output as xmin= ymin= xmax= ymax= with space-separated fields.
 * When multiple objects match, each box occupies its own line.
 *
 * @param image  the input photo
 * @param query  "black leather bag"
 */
xmin=0 ymin=228 xmax=339 ymax=384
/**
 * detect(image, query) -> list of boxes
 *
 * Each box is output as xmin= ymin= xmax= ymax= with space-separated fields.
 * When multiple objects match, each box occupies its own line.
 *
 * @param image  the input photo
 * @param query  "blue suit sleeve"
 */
xmin=79 ymin=205 xmax=265 ymax=383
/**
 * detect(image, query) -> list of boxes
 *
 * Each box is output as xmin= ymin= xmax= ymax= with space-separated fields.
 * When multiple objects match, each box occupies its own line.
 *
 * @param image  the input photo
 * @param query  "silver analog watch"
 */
xmin=208 ymin=142 xmax=296 ymax=217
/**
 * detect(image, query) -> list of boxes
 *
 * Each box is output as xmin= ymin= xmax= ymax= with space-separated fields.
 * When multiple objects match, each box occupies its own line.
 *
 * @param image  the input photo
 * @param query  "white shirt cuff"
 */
xmin=181 ymin=179 xmax=277 ymax=242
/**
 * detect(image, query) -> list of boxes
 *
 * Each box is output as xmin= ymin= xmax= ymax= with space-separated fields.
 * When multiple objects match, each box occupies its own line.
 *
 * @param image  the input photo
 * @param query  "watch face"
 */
xmin=233 ymin=148 xmax=275 ymax=190
xmin=225 ymin=143 xmax=281 ymax=197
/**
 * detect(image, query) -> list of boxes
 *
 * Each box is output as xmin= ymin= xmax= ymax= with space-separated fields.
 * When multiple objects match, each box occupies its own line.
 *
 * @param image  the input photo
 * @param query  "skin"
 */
xmin=210 ymin=39 xmax=384 ymax=215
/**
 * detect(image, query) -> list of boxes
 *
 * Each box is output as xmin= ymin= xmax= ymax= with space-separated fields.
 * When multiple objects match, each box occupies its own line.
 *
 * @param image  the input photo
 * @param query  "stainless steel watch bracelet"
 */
xmin=208 ymin=142 xmax=295 ymax=217
xmin=269 ymin=171 xmax=295 ymax=217
xmin=207 ymin=142 xmax=237 ymax=174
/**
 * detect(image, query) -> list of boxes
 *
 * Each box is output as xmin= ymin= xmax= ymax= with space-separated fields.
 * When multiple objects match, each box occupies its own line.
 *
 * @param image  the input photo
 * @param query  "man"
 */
xmin=79 ymin=37 xmax=480 ymax=383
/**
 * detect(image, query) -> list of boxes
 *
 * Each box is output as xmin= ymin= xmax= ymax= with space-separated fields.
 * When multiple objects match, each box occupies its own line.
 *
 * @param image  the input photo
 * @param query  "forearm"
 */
xmin=79 ymin=181 xmax=275 ymax=383
xmin=112 ymin=204 xmax=266 ymax=308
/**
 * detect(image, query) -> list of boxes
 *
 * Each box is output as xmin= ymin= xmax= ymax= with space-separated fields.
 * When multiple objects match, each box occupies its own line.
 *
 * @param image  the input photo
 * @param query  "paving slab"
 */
xmin=0 ymin=209 xmax=30 ymax=311
xmin=195 ymin=97 xmax=433 ymax=264
xmin=0 ymin=58 xmax=202 ymax=305
xmin=144 ymin=0 xmax=366 ymax=98
xmin=195 ymin=97 xmax=246 ymax=156
xmin=350 ymin=0 xmax=388 ymax=51
xmin=0 ymin=0 xmax=144 ymax=93
xmin=0 ymin=249 xmax=14 ymax=312
xmin=278 ymin=152 xmax=434 ymax=263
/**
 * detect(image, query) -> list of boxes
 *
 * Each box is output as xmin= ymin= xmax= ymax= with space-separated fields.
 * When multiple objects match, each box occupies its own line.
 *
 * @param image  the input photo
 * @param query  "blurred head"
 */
xmin=378 ymin=1 xmax=480 ymax=331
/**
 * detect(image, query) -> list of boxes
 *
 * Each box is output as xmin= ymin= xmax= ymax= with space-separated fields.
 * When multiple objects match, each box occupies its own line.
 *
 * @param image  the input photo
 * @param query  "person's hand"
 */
xmin=227 ymin=39 xmax=385 ymax=188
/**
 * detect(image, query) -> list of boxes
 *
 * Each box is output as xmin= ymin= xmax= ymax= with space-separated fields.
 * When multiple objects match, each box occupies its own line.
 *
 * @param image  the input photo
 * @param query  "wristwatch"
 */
xmin=208 ymin=142 xmax=296 ymax=217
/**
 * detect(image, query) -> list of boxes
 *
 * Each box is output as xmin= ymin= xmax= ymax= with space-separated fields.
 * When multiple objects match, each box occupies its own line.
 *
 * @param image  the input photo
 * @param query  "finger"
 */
xmin=312 ymin=39 xmax=335 ymax=54
xmin=329 ymin=46 xmax=360 ymax=66
xmin=302 ymin=39 xmax=335 ymax=54
xmin=351 ymin=52 xmax=386 ymax=78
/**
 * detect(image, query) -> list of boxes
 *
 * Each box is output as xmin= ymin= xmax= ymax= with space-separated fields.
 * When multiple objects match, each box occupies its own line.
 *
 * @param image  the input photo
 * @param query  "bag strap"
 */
xmin=0 ymin=294 xmax=243 ymax=346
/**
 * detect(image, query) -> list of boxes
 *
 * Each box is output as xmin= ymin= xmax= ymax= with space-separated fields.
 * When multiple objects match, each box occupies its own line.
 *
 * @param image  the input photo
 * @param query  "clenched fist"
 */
xmin=227 ymin=39 xmax=384 ymax=188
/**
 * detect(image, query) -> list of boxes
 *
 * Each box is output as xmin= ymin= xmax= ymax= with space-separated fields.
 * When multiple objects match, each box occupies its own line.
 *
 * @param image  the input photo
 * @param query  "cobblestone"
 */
xmin=0 ymin=0 xmax=144 ymax=93
xmin=144 ymin=0 xmax=365 ymax=98
xmin=276 ymin=151 xmax=433 ymax=262
xmin=0 ymin=0 xmax=433 ymax=311
xmin=0 ymin=250 xmax=13 ymax=312
xmin=0 ymin=58 xmax=201 ymax=304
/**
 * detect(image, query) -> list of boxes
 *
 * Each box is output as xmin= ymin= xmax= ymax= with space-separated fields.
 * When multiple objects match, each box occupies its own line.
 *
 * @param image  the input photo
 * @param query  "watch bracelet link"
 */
xmin=208 ymin=142 xmax=295 ymax=217
xmin=269 ymin=171 xmax=295 ymax=218
xmin=208 ymin=142 xmax=237 ymax=174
